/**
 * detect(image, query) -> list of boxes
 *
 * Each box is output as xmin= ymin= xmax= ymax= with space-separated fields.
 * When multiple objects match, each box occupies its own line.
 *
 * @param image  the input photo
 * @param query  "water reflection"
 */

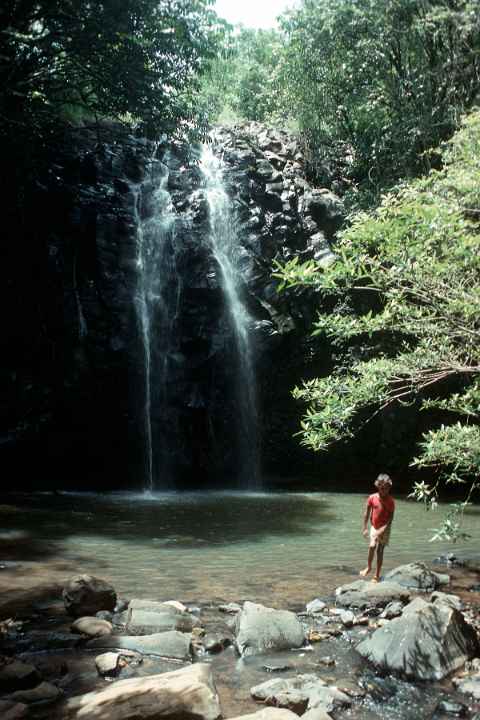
xmin=0 ymin=491 xmax=478 ymax=606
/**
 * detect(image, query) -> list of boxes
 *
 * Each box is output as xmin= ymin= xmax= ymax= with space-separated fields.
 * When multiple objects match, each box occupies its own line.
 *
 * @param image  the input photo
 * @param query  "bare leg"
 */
xmin=374 ymin=544 xmax=385 ymax=581
xmin=360 ymin=545 xmax=375 ymax=576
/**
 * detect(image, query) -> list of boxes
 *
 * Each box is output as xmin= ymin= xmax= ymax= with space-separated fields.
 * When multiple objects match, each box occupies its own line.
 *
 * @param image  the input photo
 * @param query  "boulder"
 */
xmin=356 ymin=600 xmax=480 ymax=680
xmin=71 ymin=617 xmax=113 ymax=637
xmin=65 ymin=663 xmax=222 ymax=720
xmin=95 ymin=653 xmax=121 ymax=677
xmin=235 ymin=601 xmax=305 ymax=657
xmin=87 ymin=630 xmax=192 ymax=660
xmin=126 ymin=599 xmax=198 ymax=634
xmin=0 ymin=661 xmax=41 ymax=693
xmin=203 ymin=632 xmax=232 ymax=653
xmin=431 ymin=591 xmax=462 ymax=610
xmin=63 ymin=575 xmax=116 ymax=617
xmin=305 ymin=599 xmax=326 ymax=615
xmin=7 ymin=681 xmax=62 ymax=704
xmin=250 ymin=675 xmax=350 ymax=715
xmin=453 ymin=674 xmax=480 ymax=700
xmin=0 ymin=701 xmax=28 ymax=720
xmin=379 ymin=601 xmax=404 ymax=620
xmin=303 ymin=190 xmax=344 ymax=235
xmin=335 ymin=580 xmax=410 ymax=610
xmin=384 ymin=563 xmax=449 ymax=590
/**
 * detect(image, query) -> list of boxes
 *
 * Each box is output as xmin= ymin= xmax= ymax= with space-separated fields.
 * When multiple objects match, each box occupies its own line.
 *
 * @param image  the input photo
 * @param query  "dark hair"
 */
xmin=375 ymin=473 xmax=392 ymax=487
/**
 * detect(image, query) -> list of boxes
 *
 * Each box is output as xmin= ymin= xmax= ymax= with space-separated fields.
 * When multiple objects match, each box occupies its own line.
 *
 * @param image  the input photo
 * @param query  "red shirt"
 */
xmin=367 ymin=493 xmax=395 ymax=529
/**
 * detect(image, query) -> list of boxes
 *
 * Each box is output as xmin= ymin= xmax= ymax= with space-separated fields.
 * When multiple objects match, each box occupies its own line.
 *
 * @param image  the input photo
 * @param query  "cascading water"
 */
xmin=200 ymin=142 xmax=259 ymax=488
xmin=134 ymin=151 xmax=180 ymax=491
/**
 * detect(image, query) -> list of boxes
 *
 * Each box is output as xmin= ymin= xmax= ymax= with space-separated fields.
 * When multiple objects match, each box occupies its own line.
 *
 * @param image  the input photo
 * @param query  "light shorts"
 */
xmin=370 ymin=525 xmax=391 ymax=548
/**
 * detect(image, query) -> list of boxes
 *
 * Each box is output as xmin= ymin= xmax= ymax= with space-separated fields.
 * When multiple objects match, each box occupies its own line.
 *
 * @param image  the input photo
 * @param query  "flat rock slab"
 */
xmin=230 ymin=709 xmax=300 ymax=720
xmin=87 ymin=630 xmax=192 ymax=660
xmin=251 ymin=675 xmax=350 ymax=714
xmin=385 ymin=563 xmax=449 ymax=590
xmin=127 ymin=599 xmax=198 ymax=634
xmin=235 ymin=601 xmax=305 ymax=657
xmin=356 ymin=601 xmax=480 ymax=680
xmin=65 ymin=663 xmax=221 ymax=720
xmin=335 ymin=580 xmax=410 ymax=609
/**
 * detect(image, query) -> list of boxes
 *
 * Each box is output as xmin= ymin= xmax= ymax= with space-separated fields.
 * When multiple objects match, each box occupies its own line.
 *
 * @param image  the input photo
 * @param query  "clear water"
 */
xmin=1 ymin=491 xmax=478 ymax=720
xmin=1 ymin=491 xmax=478 ymax=607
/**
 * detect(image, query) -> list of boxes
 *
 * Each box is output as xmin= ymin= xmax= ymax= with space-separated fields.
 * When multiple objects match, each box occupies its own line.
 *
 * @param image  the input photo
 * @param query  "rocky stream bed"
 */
xmin=1 ymin=560 xmax=480 ymax=720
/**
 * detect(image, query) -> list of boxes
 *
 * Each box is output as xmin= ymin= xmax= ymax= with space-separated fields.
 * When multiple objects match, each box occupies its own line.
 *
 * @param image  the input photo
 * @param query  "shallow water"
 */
xmin=1 ymin=490 xmax=479 ymax=720
xmin=1 ymin=490 xmax=478 ymax=606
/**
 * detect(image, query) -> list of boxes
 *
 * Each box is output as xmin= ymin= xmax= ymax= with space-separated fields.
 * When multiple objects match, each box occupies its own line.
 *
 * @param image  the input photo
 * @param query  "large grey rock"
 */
xmin=126 ymin=599 xmax=198 ymax=634
xmin=356 ymin=600 xmax=480 ymax=679
xmin=65 ymin=663 xmax=221 ymax=720
xmin=63 ymin=575 xmax=116 ymax=617
xmin=87 ymin=630 xmax=192 ymax=660
xmin=335 ymin=580 xmax=410 ymax=609
xmin=250 ymin=675 xmax=350 ymax=714
xmin=235 ymin=601 xmax=305 ymax=657
xmin=385 ymin=563 xmax=449 ymax=590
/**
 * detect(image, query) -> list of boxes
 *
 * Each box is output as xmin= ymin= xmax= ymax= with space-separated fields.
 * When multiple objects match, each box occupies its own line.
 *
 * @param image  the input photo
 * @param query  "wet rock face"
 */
xmin=2 ymin=122 xmax=345 ymax=490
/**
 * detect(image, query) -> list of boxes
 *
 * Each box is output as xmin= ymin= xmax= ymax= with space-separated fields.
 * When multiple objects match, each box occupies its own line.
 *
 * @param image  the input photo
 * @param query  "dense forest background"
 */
xmin=1 ymin=0 xmax=480 ymax=532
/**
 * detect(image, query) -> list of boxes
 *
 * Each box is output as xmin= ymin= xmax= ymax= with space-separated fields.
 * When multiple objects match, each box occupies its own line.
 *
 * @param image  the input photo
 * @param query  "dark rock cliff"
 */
xmin=3 ymin=121 xmax=399 ymax=491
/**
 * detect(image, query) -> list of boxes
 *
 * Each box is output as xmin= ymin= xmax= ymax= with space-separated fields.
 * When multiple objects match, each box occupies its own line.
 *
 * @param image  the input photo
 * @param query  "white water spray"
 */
xmin=200 ymin=142 xmax=259 ymax=487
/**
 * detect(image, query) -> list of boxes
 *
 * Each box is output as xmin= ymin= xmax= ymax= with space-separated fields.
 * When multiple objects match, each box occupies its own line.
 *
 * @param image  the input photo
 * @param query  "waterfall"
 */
xmin=134 ymin=152 xmax=179 ymax=491
xmin=200 ymin=142 xmax=259 ymax=488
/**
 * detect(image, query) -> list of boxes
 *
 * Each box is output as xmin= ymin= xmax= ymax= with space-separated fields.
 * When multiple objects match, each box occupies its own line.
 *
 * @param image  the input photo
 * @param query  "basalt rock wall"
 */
xmin=2 ymin=121 xmax=406 ymax=491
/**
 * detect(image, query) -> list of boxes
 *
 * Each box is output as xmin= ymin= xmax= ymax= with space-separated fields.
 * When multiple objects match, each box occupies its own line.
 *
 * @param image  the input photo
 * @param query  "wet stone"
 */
xmin=262 ymin=664 xmax=293 ymax=673
xmin=95 ymin=652 xmax=121 ymax=677
xmin=72 ymin=616 xmax=113 ymax=637
xmin=0 ymin=661 xmax=41 ymax=693
xmin=0 ymin=701 xmax=28 ymax=720
xmin=305 ymin=599 xmax=327 ymax=615
xmin=7 ymin=681 xmax=62 ymax=705
xmin=203 ymin=633 xmax=232 ymax=653
xmin=436 ymin=699 xmax=468 ymax=716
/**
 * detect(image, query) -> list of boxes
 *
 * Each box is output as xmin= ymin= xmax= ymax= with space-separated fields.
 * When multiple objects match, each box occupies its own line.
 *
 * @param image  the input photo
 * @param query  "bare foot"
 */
xmin=371 ymin=576 xmax=380 ymax=583
xmin=359 ymin=567 xmax=371 ymax=577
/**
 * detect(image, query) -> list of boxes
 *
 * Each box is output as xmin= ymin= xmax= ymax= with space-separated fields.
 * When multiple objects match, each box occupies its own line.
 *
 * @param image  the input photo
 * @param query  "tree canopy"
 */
xmin=0 ymin=0 xmax=219 ymax=165
xmin=275 ymin=111 xmax=480 ymax=538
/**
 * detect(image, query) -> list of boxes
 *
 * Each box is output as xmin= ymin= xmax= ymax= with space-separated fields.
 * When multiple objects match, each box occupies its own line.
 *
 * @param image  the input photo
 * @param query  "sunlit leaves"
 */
xmin=275 ymin=111 xmax=480 ymax=539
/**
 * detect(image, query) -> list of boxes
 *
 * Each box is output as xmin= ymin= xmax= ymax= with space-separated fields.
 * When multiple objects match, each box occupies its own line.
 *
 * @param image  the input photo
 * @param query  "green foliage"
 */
xmin=279 ymin=0 xmax=480 ymax=197
xmin=274 ymin=111 xmax=480 ymax=538
xmin=198 ymin=26 xmax=288 ymax=124
xmin=0 ymin=0 xmax=219 ymax=158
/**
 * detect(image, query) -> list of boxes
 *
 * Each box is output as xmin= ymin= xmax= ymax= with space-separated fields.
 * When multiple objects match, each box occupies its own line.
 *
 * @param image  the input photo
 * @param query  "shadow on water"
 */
xmin=0 ymin=491 xmax=337 ymax=562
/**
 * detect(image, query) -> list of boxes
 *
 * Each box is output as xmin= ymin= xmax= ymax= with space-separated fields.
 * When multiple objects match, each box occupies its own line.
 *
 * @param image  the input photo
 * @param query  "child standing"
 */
xmin=360 ymin=473 xmax=395 ymax=582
